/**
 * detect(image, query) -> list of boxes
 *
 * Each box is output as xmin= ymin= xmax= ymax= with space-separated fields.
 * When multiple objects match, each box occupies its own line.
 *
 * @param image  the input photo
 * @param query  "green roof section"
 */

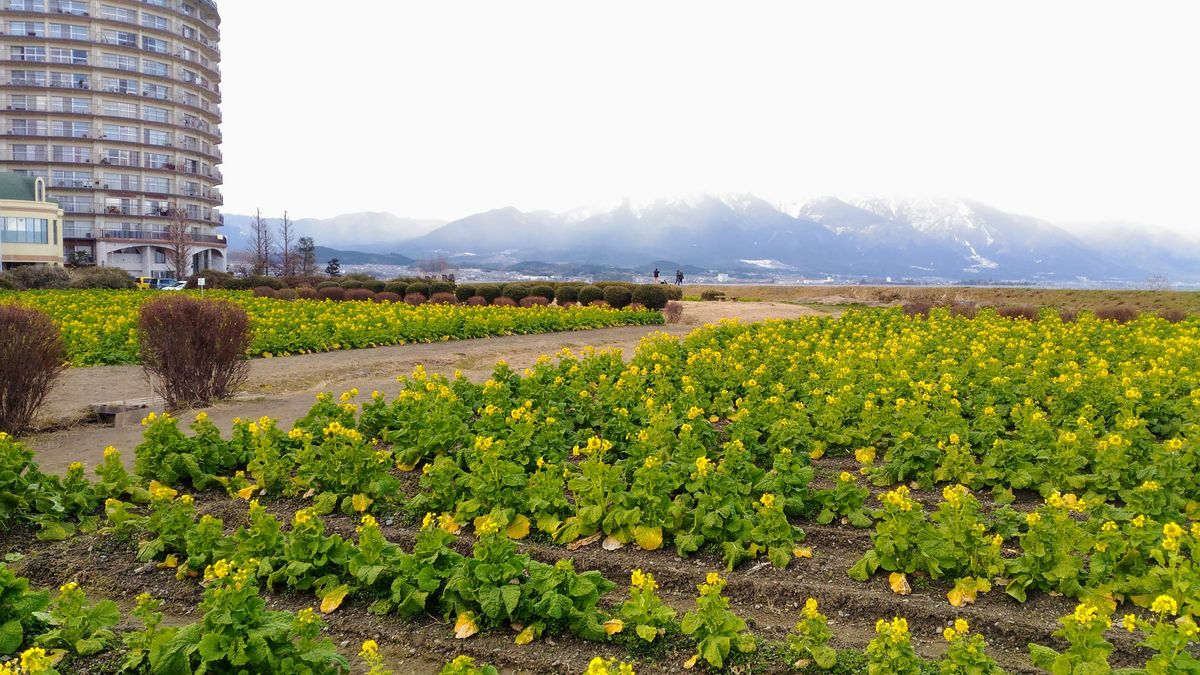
xmin=0 ymin=172 xmax=59 ymax=206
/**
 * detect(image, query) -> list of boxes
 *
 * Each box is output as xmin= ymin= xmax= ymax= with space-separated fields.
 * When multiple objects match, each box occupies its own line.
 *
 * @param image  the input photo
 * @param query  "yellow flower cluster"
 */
xmin=942 ymin=618 xmax=971 ymax=641
xmin=880 ymin=485 xmax=916 ymax=511
xmin=630 ymin=569 xmax=658 ymax=592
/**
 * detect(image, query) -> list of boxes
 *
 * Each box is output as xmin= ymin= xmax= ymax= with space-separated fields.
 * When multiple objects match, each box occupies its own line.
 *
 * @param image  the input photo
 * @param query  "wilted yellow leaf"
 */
xmin=319 ymin=584 xmax=349 ymax=613
xmin=602 ymin=534 xmax=625 ymax=551
xmin=236 ymin=486 xmax=256 ymax=500
xmin=351 ymin=494 xmax=373 ymax=513
xmin=889 ymin=572 xmax=911 ymax=595
xmin=514 ymin=625 xmax=536 ymax=645
xmin=506 ymin=515 xmax=531 ymax=540
xmin=947 ymin=587 xmax=966 ymax=607
xmin=793 ymin=546 xmax=813 ymax=559
xmin=455 ymin=612 xmax=479 ymax=639
xmin=604 ymin=619 xmax=625 ymax=636
xmin=567 ymin=532 xmax=602 ymax=551
xmin=396 ymin=461 xmax=417 ymax=472
xmin=634 ymin=525 xmax=663 ymax=551
xmin=157 ymin=554 xmax=178 ymax=569
xmin=148 ymin=480 xmax=177 ymax=500
xmin=684 ymin=654 xmax=699 ymax=670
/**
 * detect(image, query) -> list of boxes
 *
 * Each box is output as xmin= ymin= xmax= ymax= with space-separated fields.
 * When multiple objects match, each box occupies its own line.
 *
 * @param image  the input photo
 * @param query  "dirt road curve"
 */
xmin=28 ymin=301 xmax=828 ymax=473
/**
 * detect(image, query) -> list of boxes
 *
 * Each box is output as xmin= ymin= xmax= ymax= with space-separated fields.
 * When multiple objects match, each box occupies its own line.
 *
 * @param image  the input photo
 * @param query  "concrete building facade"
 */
xmin=0 ymin=0 xmax=224 ymax=278
xmin=0 ymin=172 xmax=63 ymax=269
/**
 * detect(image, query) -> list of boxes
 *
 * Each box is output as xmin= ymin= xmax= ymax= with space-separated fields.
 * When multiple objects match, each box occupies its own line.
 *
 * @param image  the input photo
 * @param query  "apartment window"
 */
xmin=0 ymin=218 xmax=50 ymax=245
xmin=144 ymin=129 xmax=170 ymax=146
xmin=51 ymin=145 xmax=90 ymax=162
xmin=50 ymin=48 xmax=89 ymax=65
xmin=142 ymin=83 xmax=169 ymax=100
xmin=180 ymin=25 xmax=197 ymax=40
xmin=58 ymin=196 xmax=88 ymax=213
xmin=102 ymin=123 xmax=137 ymax=142
xmin=99 ymin=5 xmax=137 ymax=23
xmin=12 ymin=144 xmax=47 ymax=161
xmin=64 ymin=222 xmax=90 ymax=238
xmin=50 ymin=72 xmax=90 ymax=89
xmin=51 ymin=1 xmax=88 ymax=16
xmin=141 ymin=13 xmax=169 ymax=31
xmin=10 ymin=119 xmax=46 ymax=135
xmin=100 ymin=30 xmax=138 ymax=47
xmin=9 ymin=94 xmax=47 ymax=111
xmin=8 ymin=1 xmax=46 ymax=11
xmin=180 ymin=68 xmax=197 ymax=84
xmin=144 ymin=152 xmax=170 ymax=169
xmin=103 ymin=197 xmax=138 ymax=215
xmin=100 ymin=100 xmax=136 ymax=118
xmin=48 ymin=23 xmax=88 ymax=41
xmin=182 ymin=181 xmax=200 ymax=196
xmin=179 ymin=91 xmax=199 ymax=107
xmin=143 ymin=59 xmax=168 ymax=77
xmin=103 ymin=172 xmax=138 ymax=190
xmin=142 ymin=105 xmax=168 ymax=123
xmin=11 ymin=169 xmax=48 ymax=182
xmin=144 ymin=0 xmax=167 ymax=6
xmin=142 ymin=37 xmax=169 ymax=54
xmin=103 ymin=53 xmax=138 ymax=71
xmin=102 ymin=77 xmax=137 ymax=95
xmin=154 ymin=250 xmax=167 ymax=264
xmin=8 ymin=22 xmax=46 ymax=37
xmin=143 ymin=176 xmax=169 ymax=193
xmin=10 ymin=46 xmax=46 ymax=62
xmin=102 ymin=148 xmax=138 ymax=166
xmin=10 ymin=70 xmax=47 ymax=86
xmin=49 ymin=120 xmax=89 ymax=137
xmin=51 ymin=170 xmax=91 ymax=188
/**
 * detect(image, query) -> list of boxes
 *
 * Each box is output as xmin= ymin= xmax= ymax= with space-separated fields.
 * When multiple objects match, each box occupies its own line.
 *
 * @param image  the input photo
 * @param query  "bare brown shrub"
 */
xmin=949 ymin=301 xmax=977 ymax=318
xmin=275 ymin=288 xmax=298 ymax=301
xmin=466 ymin=296 xmax=487 ymax=306
xmin=521 ymin=296 xmax=551 ymax=307
xmin=316 ymin=287 xmax=345 ymax=302
xmin=664 ymin=300 xmax=684 ymax=323
xmin=404 ymin=292 xmax=428 ymax=306
xmin=373 ymin=291 xmax=401 ymax=303
xmin=429 ymin=292 xmax=458 ymax=305
xmin=345 ymin=288 xmax=375 ymax=302
xmin=492 ymin=296 xmax=517 ymax=307
xmin=0 ymin=305 xmax=67 ymax=436
xmin=295 ymin=287 xmax=318 ymax=300
xmin=1158 ymin=309 xmax=1187 ymax=323
xmin=1095 ymin=306 xmax=1138 ymax=323
xmin=138 ymin=296 xmax=250 ymax=410
xmin=252 ymin=286 xmax=276 ymax=299
xmin=902 ymin=300 xmax=933 ymax=317
xmin=1059 ymin=309 xmax=1079 ymax=323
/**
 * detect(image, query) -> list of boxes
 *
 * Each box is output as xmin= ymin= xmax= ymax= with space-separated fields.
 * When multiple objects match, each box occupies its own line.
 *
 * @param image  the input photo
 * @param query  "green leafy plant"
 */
xmin=0 ymin=564 xmax=49 ymax=655
xmin=121 ymin=592 xmax=169 ymax=673
xmin=865 ymin=616 xmax=922 ymax=675
xmin=939 ymin=618 xmax=1003 ymax=674
xmin=679 ymin=572 xmax=755 ymax=669
xmin=786 ymin=598 xmax=836 ymax=670
xmin=1028 ymin=602 xmax=1117 ymax=673
xmin=814 ymin=471 xmax=872 ymax=527
xmin=152 ymin=560 xmax=350 ymax=674
xmin=617 ymin=569 xmax=677 ymax=643
xmin=32 ymin=581 xmax=119 ymax=656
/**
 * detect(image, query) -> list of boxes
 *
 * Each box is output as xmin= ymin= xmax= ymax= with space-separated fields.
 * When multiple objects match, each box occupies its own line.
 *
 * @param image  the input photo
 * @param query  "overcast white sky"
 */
xmin=219 ymin=1 xmax=1199 ymax=233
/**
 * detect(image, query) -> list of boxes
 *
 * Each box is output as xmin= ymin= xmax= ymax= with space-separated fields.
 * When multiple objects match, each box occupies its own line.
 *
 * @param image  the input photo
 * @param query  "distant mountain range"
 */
xmin=221 ymin=196 xmax=1200 ymax=283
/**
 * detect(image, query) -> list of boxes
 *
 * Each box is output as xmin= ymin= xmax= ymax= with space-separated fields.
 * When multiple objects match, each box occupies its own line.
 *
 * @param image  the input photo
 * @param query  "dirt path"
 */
xmin=28 ymin=301 xmax=827 ymax=474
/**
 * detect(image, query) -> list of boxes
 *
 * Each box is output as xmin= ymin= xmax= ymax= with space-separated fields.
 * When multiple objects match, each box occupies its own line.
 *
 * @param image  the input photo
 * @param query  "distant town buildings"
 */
xmin=0 ymin=0 xmax=225 ymax=277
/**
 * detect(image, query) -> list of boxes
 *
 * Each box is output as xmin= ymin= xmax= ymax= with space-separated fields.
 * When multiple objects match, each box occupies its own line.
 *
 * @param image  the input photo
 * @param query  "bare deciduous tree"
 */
xmin=249 ymin=208 xmax=274 ymax=276
xmin=165 ymin=203 xmax=193 ymax=279
xmin=417 ymin=256 xmax=449 ymax=277
xmin=276 ymin=210 xmax=295 ymax=277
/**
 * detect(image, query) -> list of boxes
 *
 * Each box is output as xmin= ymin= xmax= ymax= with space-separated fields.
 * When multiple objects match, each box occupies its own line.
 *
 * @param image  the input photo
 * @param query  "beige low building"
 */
xmin=0 ymin=172 xmax=63 ymax=270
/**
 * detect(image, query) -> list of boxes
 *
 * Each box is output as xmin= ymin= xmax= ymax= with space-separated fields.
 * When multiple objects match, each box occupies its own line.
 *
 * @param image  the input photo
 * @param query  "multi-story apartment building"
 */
xmin=0 ymin=0 xmax=224 ymax=277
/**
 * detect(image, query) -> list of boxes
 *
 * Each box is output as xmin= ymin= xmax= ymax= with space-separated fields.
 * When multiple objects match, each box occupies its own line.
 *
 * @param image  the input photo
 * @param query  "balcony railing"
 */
xmin=63 ymin=225 xmax=227 ymax=245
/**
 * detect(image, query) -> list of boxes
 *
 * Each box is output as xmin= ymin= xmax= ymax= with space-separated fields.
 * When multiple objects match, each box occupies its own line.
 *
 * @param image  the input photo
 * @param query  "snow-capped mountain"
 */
xmin=223 ymin=195 xmax=1199 ymax=282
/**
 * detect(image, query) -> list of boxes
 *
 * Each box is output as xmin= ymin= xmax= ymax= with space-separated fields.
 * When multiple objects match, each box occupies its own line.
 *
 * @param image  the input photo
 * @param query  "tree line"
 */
xmin=247 ymin=209 xmax=321 ymax=277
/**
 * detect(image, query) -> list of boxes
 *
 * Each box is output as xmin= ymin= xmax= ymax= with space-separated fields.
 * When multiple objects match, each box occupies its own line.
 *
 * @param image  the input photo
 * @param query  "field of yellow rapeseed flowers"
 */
xmin=2 ymin=306 xmax=1198 ymax=673
xmin=0 ymin=289 xmax=664 ymax=366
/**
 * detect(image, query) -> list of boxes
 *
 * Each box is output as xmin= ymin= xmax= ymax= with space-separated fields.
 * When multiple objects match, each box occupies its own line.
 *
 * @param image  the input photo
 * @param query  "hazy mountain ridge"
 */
xmin=222 ymin=197 xmax=1199 ymax=282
